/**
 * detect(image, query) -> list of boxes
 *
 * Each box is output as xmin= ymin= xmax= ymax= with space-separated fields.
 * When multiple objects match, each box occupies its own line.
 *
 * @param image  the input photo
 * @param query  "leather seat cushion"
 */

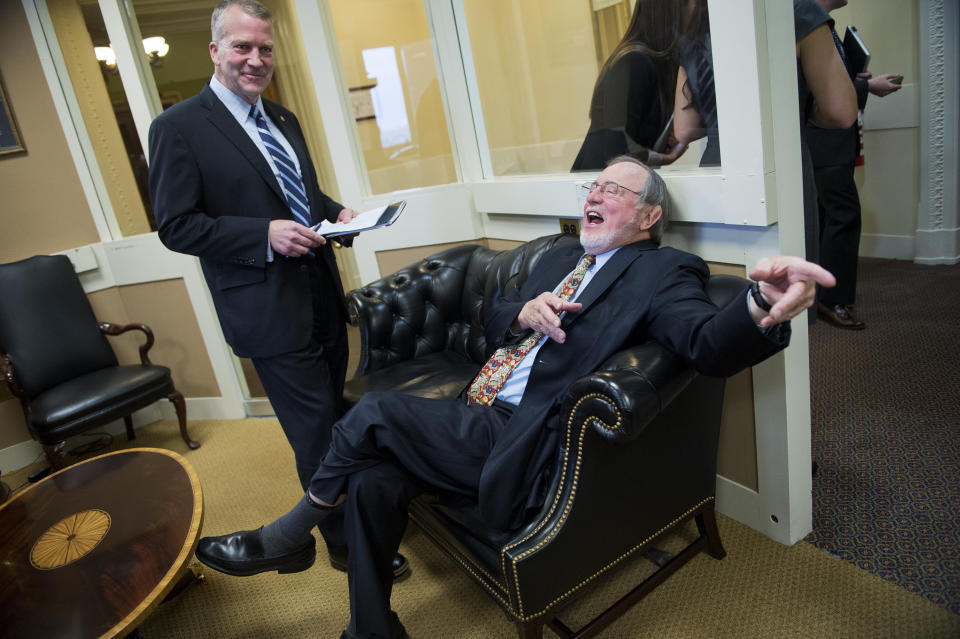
xmin=29 ymin=365 xmax=174 ymax=441
xmin=343 ymin=350 xmax=480 ymax=409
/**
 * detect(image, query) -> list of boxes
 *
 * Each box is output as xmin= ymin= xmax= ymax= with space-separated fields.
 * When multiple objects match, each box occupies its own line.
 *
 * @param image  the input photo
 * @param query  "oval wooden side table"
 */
xmin=0 ymin=448 xmax=203 ymax=638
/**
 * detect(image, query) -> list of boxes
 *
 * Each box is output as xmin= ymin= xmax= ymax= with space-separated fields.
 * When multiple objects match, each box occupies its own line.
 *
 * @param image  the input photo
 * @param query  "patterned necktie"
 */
xmin=467 ymin=253 xmax=596 ymax=406
xmin=250 ymin=105 xmax=311 ymax=227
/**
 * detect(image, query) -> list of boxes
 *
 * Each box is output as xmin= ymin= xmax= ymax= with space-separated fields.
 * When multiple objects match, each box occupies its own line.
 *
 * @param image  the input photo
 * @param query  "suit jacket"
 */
xmin=476 ymin=239 xmax=790 ymax=529
xmin=148 ymin=84 xmax=346 ymax=358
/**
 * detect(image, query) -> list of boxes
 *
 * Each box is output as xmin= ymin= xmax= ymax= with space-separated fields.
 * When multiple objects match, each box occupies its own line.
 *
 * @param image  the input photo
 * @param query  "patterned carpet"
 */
xmin=6 ymin=418 xmax=959 ymax=637
xmin=806 ymin=257 xmax=960 ymax=615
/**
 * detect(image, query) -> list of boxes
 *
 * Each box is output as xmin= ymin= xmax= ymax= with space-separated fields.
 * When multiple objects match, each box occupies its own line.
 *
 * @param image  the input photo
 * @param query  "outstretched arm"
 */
xmin=748 ymin=256 xmax=836 ymax=327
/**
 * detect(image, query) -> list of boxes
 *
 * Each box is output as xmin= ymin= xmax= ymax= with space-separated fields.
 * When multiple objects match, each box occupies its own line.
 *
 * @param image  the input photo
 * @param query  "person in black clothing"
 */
xmin=572 ymin=0 xmax=686 ymax=171
xmin=806 ymin=0 xmax=902 ymax=330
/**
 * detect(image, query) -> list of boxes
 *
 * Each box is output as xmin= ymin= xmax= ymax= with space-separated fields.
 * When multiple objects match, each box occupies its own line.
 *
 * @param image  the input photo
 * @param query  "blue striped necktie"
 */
xmin=250 ymin=105 xmax=311 ymax=227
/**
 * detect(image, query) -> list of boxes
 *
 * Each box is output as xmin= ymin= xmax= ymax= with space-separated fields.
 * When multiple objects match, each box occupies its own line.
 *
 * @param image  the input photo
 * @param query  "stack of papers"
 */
xmin=313 ymin=201 xmax=406 ymax=237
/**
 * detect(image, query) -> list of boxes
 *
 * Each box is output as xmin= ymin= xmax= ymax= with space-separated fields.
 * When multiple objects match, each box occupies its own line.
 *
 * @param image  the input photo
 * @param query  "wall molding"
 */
xmin=859 ymin=232 xmax=916 ymax=261
xmin=917 ymin=0 xmax=959 ymax=263
xmin=914 ymin=227 xmax=960 ymax=265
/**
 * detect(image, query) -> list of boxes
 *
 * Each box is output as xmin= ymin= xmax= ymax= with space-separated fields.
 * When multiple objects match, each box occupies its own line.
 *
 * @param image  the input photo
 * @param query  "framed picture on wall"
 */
xmin=0 ymin=70 xmax=25 ymax=156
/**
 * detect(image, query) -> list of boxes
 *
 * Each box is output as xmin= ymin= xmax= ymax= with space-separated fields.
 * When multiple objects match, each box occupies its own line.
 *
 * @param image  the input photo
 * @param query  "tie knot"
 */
xmin=582 ymin=254 xmax=596 ymax=268
xmin=249 ymin=105 xmax=263 ymax=122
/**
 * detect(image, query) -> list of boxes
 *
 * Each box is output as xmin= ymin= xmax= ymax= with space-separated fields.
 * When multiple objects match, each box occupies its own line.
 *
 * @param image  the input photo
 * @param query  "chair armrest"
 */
xmin=500 ymin=341 xmax=720 ymax=615
xmin=0 ymin=353 xmax=27 ymax=403
xmin=560 ymin=341 xmax=696 ymax=444
xmin=99 ymin=322 xmax=155 ymax=365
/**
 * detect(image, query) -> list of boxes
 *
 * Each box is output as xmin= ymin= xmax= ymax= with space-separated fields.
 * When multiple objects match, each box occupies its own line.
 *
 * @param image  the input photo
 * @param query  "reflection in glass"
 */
xmin=571 ymin=0 xmax=684 ymax=172
xmin=361 ymin=47 xmax=412 ymax=149
xmin=82 ymin=1 xmax=214 ymax=231
xmin=674 ymin=0 xmax=720 ymax=166
xmin=461 ymin=0 xmax=598 ymax=176
xmin=329 ymin=0 xmax=455 ymax=194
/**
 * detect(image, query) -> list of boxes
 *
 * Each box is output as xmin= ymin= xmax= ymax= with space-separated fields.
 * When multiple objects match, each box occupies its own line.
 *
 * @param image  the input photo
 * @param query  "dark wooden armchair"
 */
xmin=342 ymin=234 xmax=745 ymax=637
xmin=0 ymin=255 xmax=199 ymax=470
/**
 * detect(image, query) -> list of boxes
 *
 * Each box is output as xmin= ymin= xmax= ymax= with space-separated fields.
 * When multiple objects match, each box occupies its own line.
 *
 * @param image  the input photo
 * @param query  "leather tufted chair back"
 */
xmin=0 ymin=256 xmax=118 ymax=398
xmin=349 ymin=234 xmax=583 ymax=375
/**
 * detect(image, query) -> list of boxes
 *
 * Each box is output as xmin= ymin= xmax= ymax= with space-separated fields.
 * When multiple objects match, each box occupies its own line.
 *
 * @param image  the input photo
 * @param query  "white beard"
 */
xmin=579 ymin=211 xmax=644 ymax=254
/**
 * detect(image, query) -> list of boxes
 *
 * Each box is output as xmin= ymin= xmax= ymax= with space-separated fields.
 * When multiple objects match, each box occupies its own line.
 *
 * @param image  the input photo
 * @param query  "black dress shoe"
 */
xmin=817 ymin=303 xmax=866 ymax=330
xmin=196 ymin=528 xmax=315 ymax=577
xmin=329 ymin=551 xmax=410 ymax=581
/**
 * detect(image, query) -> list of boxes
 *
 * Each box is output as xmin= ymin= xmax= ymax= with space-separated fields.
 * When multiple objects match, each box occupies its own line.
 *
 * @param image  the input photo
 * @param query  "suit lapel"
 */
xmin=199 ymin=86 xmax=287 ymax=205
xmin=562 ymin=241 xmax=652 ymax=329
xmin=525 ymin=243 xmax=583 ymax=296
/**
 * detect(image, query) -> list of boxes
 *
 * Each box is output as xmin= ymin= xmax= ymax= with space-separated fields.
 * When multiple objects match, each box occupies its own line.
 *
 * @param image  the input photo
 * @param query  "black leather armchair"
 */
xmin=0 ymin=255 xmax=199 ymax=470
xmin=343 ymin=234 xmax=746 ymax=638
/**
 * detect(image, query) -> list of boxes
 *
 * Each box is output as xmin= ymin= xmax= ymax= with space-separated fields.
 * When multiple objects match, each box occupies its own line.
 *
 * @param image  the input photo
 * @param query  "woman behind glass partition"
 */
xmin=571 ymin=0 xmax=686 ymax=171
xmin=673 ymin=0 xmax=720 ymax=167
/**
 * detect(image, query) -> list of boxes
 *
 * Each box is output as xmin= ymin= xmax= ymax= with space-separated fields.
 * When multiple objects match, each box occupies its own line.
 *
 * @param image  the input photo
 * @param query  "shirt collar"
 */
xmin=209 ymin=75 xmax=265 ymax=125
xmin=588 ymin=246 xmax=620 ymax=271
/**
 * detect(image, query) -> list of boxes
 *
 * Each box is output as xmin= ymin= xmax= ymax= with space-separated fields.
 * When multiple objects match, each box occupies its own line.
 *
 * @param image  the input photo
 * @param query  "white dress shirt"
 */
xmin=496 ymin=247 xmax=619 ymax=405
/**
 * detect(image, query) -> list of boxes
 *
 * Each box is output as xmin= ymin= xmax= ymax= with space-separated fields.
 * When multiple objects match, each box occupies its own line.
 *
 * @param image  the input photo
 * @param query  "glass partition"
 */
xmin=328 ymin=0 xmax=455 ymax=194
xmin=460 ymin=0 xmax=720 ymax=176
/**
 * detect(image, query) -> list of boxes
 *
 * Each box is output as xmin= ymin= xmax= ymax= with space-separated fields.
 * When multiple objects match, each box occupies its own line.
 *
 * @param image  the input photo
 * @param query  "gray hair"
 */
xmin=606 ymin=154 xmax=668 ymax=245
xmin=211 ymin=0 xmax=272 ymax=44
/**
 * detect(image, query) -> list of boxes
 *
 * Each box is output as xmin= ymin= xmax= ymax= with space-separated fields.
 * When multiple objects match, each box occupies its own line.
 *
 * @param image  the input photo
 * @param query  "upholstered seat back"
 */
xmin=349 ymin=234 xmax=582 ymax=376
xmin=0 ymin=255 xmax=118 ymax=399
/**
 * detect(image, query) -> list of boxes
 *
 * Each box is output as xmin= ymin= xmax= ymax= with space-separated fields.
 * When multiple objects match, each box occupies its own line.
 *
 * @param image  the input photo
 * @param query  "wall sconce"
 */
xmin=95 ymin=45 xmax=118 ymax=73
xmin=142 ymin=36 xmax=170 ymax=67
xmin=94 ymin=36 xmax=170 ymax=75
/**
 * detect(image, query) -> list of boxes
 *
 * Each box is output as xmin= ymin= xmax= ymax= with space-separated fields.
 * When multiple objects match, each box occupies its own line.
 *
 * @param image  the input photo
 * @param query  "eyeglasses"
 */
xmin=579 ymin=181 xmax=643 ymax=199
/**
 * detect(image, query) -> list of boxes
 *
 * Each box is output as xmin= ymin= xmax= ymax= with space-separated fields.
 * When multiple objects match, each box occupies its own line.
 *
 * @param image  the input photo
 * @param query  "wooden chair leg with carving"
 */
xmin=43 ymin=442 xmax=67 ymax=471
xmin=168 ymin=390 xmax=199 ymax=450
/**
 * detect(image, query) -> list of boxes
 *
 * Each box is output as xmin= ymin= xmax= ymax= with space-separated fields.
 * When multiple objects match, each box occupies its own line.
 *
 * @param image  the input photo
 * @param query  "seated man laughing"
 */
xmin=196 ymin=156 xmax=834 ymax=639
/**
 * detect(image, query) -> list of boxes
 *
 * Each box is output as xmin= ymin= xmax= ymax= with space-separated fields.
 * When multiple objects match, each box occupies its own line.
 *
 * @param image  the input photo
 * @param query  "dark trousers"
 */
xmin=252 ymin=258 xmax=350 ymax=554
xmin=815 ymin=162 xmax=861 ymax=307
xmin=309 ymin=391 xmax=515 ymax=637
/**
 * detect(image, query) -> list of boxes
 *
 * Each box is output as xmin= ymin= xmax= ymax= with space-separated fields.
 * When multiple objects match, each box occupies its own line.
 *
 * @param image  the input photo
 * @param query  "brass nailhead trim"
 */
xmin=502 ymin=392 xmax=624 ymax=618
xmin=512 ymin=497 xmax=715 ymax=621
xmin=494 ymin=390 xmax=712 ymax=622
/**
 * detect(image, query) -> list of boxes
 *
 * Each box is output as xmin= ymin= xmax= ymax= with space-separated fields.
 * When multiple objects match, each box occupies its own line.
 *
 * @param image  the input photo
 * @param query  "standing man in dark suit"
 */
xmin=806 ymin=0 xmax=902 ymax=329
xmin=147 ymin=0 xmax=408 ymax=580
xmin=193 ymin=157 xmax=836 ymax=639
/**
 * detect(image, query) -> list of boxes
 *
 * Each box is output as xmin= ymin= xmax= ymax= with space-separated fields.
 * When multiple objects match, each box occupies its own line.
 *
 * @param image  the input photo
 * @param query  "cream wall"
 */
xmin=0 ymin=1 xmax=100 ymax=264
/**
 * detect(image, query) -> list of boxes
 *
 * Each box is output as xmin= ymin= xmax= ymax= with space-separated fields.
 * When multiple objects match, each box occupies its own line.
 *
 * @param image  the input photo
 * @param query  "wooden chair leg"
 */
xmin=123 ymin=415 xmax=136 ymax=441
xmin=514 ymin=619 xmax=544 ymax=639
xmin=696 ymin=506 xmax=726 ymax=559
xmin=43 ymin=442 xmax=67 ymax=471
xmin=167 ymin=390 xmax=200 ymax=450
